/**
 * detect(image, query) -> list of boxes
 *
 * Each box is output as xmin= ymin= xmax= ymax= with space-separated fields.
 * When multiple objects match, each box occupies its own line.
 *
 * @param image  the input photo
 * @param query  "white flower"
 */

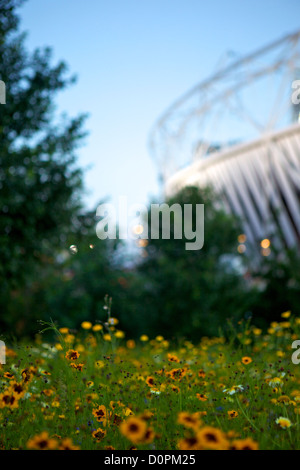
xmin=223 ymin=385 xmax=244 ymax=395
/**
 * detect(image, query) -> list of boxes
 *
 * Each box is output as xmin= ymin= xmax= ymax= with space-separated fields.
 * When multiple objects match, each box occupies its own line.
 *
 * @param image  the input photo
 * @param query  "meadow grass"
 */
xmin=0 ymin=310 xmax=299 ymax=450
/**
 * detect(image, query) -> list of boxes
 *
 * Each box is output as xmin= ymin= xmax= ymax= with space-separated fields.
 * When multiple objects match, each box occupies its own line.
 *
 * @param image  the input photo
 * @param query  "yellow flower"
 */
xmin=196 ymin=393 xmax=208 ymax=402
xmin=59 ymin=327 xmax=69 ymax=334
xmin=59 ymin=438 xmax=80 ymax=450
xmin=281 ymin=311 xmax=291 ymax=319
xmin=276 ymin=417 xmax=292 ymax=429
xmin=197 ymin=426 xmax=229 ymax=450
xmin=120 ymin=416 xmax=147 ymax=444
xmin=103 ymin=334 xmax=112 ymax=342
xmin=92 ymin=405 xmax=107 ymax=422
xmin=95 ymin=360 xmax=105 ymax=369
xmin=27 ymin=432 xmax=58 ymax=450
xmin=253 ymin=328 xmax=262 ymax=336
xmin=115 ymin=330 xmax=125 ymax=339
xmin=140 ymin=335 xmax=149 ymax=342
xmin=231 ymin=438 xmax=259 ymax=450
xmin=92 ymin=428 xmax=106 ymax=441
xmin=145 ymin=376 xmax=156 ymax=387
xmin=178 ymin=436 xmax=202 ymax=450
xmin=242 ymin=357 xmax=252 ymax=365
xmin=228 ymin=410 xmax=238 ymax=419
xmin=3 ymin=372 xmax=14 ymax=380
xmin=177 ymin=412 xmax=202 ymax=430
xmin=167 ymin=353 xmax=180 ymax=363
xmin=155 ymin=336 xmax=164 ymax=342
xmin=65 ymin=349 xmax=80 ymax=361
xmin=65 ymin=334 xmax=75 ymax=344
xmin=0 ymin=392 xmax=19 ymax=409
xmin=81 ymin=321 xmax=92 ymax=330
xmin=92 ymin=324 xmax=103 ymax=332
xmin=70 ymin=362 xmax=84 ymax=371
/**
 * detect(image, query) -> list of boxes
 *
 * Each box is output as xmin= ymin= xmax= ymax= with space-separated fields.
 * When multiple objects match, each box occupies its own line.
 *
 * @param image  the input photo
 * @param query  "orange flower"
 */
xmin=27 ymin=432 xmax=58 ymax=450
xmin=242 ymin=357 xmax=252 ymax=365
xmin=65 ymin=350 xmax=80 ymax=361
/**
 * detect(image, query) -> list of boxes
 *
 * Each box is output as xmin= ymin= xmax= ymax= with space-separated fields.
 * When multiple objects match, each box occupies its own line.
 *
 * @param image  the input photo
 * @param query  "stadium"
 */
xmin=149 ymin=31 xmax=300 ymax=257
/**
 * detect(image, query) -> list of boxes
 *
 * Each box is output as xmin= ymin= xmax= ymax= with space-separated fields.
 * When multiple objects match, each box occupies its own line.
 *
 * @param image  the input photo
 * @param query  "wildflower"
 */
xmin=59 ymin=328 xmax=69 ymax=334
xmin=196 ymin=393 xmax=208 ymax=402
xmin=146 ymin=376 xmax=156 ymax=387
xmin=95 ymin=360 xmax=105 ymax=369
xmin=281 ymin=311 xmax=291 ymax=319
xmin=92 ymin=324 xmax=103 ymax=332
xmin=103 ymin=334 xmax=112 ymax=342
xmin=58 ymin=438 xmax=80 ymax=450
xmin=178 ymin=437 xmax=202 ymax=450
xmin=277 ymin=395 xmax=290 ymax=404
xmin=92 ymin=428 xmax=106 ymax=441
xmin=115 ymin=330 xmax=125 ymax=339
xmin=276 ymin=417 xmax=292 ymax=429
xmin=0 ymin=392 xmax=19 ymax=409
xmin=120 ymin=417 xmax=147 ymax=444
xmin=177 ymin=412 xmax=202 ymax=430
xmin=168 ymin=368 xmax=186 ymax=381
xmin=167 ymin=353 xmax=180 ymax=363
xmin=242 ymin=357 xmax=252 ymax=365
xmin=65 ymin=334 xmax=75 ymax=344
xmin=65 ymin=350 xmax=80 ymax=361
xmin=140 ymin=410 xmax=154 ymax=421
xmin=123 ymin=407 xmax=134 ymax=416
xmin=27 ymin=432 xmax=58 ymax=450
xmin=81 ymin=321 xmax=92 ymax=330
xmin=268 ymin=377 xmax=284 ymax=388
xmin=108 ymin=317 xmax=119 ymax=326
xmin=198 ymin=369 xmax=206 ymax=378
xmin=140 ymin=335 xmax=149 ymax=342
xmin=253 ymin=328 xmax=262 ymax=336
xmin=92 ymin=405 xmax=107 ymax=422
xmin=231 ymin=438 xmax=259 ymax=450
xmin=223 ymin=385 xmax=244 ymax=395
xmin=3 ymin=372 xmax=14 ymax=380
xmin=127 ymin=340 xmax=136 ymax=349
xmin=228 ymin=410 xmax=238 ymax=419
xmin=197 ymin=426 xmax=229 ymax=450
xmin=8 ymin=381 xmax=27 ymax=399
xmin=70 ymin=363 xmax=84 ymax=371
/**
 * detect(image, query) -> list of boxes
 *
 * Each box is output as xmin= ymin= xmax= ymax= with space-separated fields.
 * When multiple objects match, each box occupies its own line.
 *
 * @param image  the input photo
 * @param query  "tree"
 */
xmin=250 ymin=247 xmax=300 ymax=327
xmin=0 ymin=0 xmax=87 ymax=291
xmin=121 ymin=186 xmax=254 ymax=341
xmin=0 ymin=0 xmax=91 ymax=334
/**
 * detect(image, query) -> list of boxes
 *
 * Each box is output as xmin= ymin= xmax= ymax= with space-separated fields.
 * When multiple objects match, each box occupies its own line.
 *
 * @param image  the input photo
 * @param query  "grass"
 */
xmin=0 ymin=310 xmax=300 ymax=450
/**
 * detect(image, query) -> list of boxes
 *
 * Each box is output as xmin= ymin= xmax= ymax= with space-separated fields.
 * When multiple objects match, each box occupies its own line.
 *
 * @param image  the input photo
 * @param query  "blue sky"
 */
xmin=20 ymin=0 xmax=299 ymax=210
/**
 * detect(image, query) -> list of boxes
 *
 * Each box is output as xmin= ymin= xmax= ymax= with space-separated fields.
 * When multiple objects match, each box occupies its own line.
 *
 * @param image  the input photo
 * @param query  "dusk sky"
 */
xmin=20 ymin=0 xmax=300 ymax=210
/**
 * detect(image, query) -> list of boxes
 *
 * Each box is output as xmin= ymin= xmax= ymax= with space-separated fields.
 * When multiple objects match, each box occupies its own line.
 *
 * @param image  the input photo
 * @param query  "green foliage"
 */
xmin=119 ymin=186 xmax=254 ymax=341
xmin=0 ymin=0 xmax=87 ymax=289
xmin=250 ymin=247 xmax=300 ymax=327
